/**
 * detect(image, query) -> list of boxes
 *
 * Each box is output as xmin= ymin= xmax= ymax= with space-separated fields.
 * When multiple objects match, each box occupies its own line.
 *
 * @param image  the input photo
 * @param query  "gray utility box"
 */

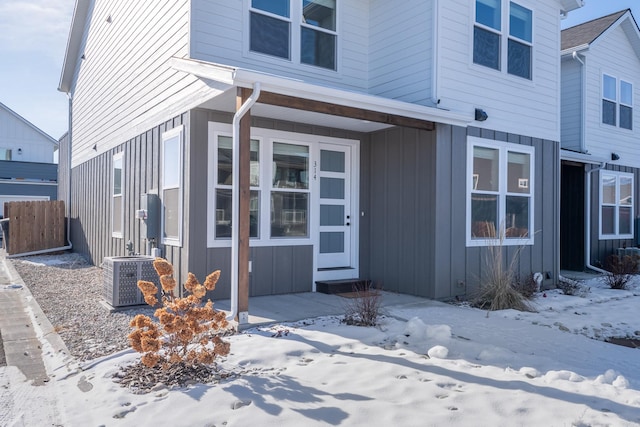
xmin=103 ymin=256 xmax=160 ymax=307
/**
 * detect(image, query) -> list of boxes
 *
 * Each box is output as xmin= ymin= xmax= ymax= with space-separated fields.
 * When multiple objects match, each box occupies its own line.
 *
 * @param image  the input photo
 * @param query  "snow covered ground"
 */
xmin=19 ymin=275 xmax=640 ymax=426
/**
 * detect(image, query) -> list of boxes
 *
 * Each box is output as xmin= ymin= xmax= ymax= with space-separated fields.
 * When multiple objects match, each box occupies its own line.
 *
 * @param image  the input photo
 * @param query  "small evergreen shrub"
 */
xmin=604 ymin=254 xmax=638 ymax=290
xmin=129 ymin=258 xmax=231 ymax=369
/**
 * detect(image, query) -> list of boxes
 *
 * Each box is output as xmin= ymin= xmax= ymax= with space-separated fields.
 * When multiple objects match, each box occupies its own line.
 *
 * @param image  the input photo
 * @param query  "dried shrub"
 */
xmin=513 ymin=273 xmax=538 ymax=299
xmin=557 ymin=276 xmax=584 ymax=296
xmin=472 ymin=228 xmax=535 ymax=312
xmin=604 ymin=254 xmax=638 ymax=290
xmin=343 ymin=281 xmax=382 ymax=326
xmin=129 ymin=258 xmax=231 ymax=369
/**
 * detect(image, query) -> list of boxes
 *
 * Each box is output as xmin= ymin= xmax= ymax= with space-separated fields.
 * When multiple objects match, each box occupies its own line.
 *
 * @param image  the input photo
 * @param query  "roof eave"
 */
xmin=560 ymin=0 xmax=584 ymax=13
xmin=169 ymin=57 xmax=474 ymax=128
xmin=58 ymin=0 xmax=91 ymax=93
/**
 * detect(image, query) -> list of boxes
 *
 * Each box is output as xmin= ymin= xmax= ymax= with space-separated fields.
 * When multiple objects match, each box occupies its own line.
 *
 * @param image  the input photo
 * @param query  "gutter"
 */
xmin=585 ymin=162 xmax=607 ymax=274
xmin=228 ymin=82 xmax=261 ymax=322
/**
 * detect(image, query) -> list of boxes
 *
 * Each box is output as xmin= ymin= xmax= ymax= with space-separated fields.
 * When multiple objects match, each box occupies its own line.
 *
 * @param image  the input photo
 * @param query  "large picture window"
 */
xmin=600 ymin=171 xmax=633 ymax=239
xmin=474 ymin=0 xmax=532 ymax=80
xmin=161 ymin=126 xmax=183 ymax=246
xmin=467 ymin=137 xmax=534 ymax=246
xmin=602 ymin=74 xmax=633 ymax=130
xmin=249 ymin=0 xmax=337 ymax=70
xmin=112 ymin=152 xmax=124 ymax=238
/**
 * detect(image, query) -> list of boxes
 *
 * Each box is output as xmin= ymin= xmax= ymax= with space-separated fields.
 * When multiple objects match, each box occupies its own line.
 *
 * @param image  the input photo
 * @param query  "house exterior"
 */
xmin=58 ymin=0 xmax=583 ymax=308
xmin=0 ymin=102 xmax=58 ymax=211
xmin=560 ymin=9 xmax=640 ymax=271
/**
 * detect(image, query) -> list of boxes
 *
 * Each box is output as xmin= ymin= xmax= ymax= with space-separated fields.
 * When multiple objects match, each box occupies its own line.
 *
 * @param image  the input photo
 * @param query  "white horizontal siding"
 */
xmin=368 ymin=0 xmax=433 ymax=103
xmin=0 ymin=108 xmax=55 ymax=163
xmin=436 ymin=0 xmax=563 ymax=141
xmin=560 ymin=57 xmax=583 ymax=152
xmin=191 ymin=0 xmax=369 ymax=92
xmin=583 ymin=23 xmax=640 ymax=168
xmin=71 ymin=0 xmax=209 ymax=167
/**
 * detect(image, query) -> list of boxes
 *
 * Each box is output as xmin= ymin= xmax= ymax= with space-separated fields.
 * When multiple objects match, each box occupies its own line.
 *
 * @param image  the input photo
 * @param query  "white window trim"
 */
xmin=207 ymin=122 xmax=359 ymax=249
xmin=601 ymin=73 xmax=634 ymax=131
xmin=161 ymin=125 xmax=184 ymax=247
xmin=466 ymin=136 xmax=535 ymax=247
xmin=112 ymin=152 xmax=124 ymax=238
xmin=599 ymin=170 xmax=634 ymax=240
xmin=471 ymin=0 xmax=535 ymax=81
xmin=244 ymin=0 xmax=340 ymax=74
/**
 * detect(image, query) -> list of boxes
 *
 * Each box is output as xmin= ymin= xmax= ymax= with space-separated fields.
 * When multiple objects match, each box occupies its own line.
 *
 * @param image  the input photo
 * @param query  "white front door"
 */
xmin=316 ymin=144 xmax=353 ymax=271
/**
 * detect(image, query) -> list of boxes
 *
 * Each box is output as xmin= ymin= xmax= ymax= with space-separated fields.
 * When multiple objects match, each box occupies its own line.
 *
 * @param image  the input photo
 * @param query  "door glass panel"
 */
xmin=320 ymin=149 xmax=345 ymax=172
xmin=320 ymin=204 xmax=344 ymax=226
xmin=320 ymin=177 xmax=344 ymax=199
xmin=320 ymin=231 xmax=344 ymax=253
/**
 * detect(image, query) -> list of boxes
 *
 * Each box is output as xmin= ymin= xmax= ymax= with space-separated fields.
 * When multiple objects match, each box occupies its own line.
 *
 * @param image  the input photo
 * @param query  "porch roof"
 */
xmin=169 ymin=57 xmax=474 ymax=131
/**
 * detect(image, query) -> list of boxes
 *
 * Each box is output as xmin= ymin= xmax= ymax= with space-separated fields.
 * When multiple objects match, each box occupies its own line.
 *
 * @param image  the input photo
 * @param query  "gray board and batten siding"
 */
xmin=586 ymin=163 xmax=640 ymax=269
xmin=363 ymin=125 xmax=560 ymax=300
xmin=68 ymin=107 xmax=559 ymax=301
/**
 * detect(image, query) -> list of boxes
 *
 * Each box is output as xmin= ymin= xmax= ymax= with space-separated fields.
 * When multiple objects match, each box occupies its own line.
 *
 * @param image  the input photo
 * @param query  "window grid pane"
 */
xmin=273 ymin=143 xmax=309 ymax=189
xmin=301 ymin=27 xmax=336 ymax=69
xmin=251 ymin=0 xmax=289 ymax=17
xmin=471 ymin=195 xmax=498 ymax=239
xmin=505 ymin=196 xmax=529 ymax=238
xmin=474 ymin=26 xmax=501 ymax=70
xmin=476 ymin=0 xmax=501 ymax=30
xmin=507 ymin=39 xmax=531 ymax=79
xmin=303 ymin=0 xmax=336 ymax=31
xmin=620 ymin=105 xmax=632 ymax=130
xmin=271 ymin=192 xmax=308 ymax=237
xmin=509 ymin=2 xmax=532 ymax=42
xmin=602 ymin=100 xmax=616 ymax=126
xmin=473 ymin=146 xmax=500 ymax=191
xmin=621 ymin=81 xmax=633 ymax=105
xmin=250 ymin=12 xmax=290 ymax=59
xmin=603 ymin=75 xmax=617 ymax=101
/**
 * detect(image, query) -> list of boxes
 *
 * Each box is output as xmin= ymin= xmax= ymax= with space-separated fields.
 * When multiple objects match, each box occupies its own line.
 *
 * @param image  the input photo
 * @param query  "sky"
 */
xmin=4 ymin=254 xmax=640 ymax=426
xmin=0 ymin=0 xmax=639 ymax=141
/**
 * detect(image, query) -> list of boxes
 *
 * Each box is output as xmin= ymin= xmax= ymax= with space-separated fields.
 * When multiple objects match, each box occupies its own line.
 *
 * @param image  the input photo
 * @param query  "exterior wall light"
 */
xmin=475 ymin=108 xmax=488 ymax=122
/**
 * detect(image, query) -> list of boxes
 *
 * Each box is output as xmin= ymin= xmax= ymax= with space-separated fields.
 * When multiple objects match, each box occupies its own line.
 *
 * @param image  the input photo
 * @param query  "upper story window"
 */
xmin=249 ymin=0 xmax=337 ymax=70
xmin=600 ymin=171 xmax=633 ymax=239
xmin=467 ymin=137 xmax=534 ymax=246
xmin=473 ymin=0 xmax=532 ymax=80
xmin=603 ymin=74 xmax=633 ymax=130
xmin=0 ymin=148 xmax=12 ymax=161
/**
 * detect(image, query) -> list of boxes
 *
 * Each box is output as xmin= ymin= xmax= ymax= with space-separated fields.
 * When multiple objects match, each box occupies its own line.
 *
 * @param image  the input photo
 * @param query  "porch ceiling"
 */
xmin=170 ymin=57 xmax=473 ymax=132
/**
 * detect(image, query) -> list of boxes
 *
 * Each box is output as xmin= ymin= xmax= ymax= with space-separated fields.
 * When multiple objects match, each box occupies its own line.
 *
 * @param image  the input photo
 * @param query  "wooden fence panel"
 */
xmin=4 ymin=200 xmax=65 ymax=255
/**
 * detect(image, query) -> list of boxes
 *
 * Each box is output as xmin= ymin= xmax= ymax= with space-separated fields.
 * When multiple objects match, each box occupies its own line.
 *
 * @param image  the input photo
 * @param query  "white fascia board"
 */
xmin=170 ymin=57 xmax=474 ymax=127
xmin=560 ymin=44 xmax=590 ymax=56
xmin=59 ymin=0 xmax=91 ymax=93
xmin=560 ymin=0 xmax=584 ymax=13
xmin=561 ymin=150 xmax=607 ymax=165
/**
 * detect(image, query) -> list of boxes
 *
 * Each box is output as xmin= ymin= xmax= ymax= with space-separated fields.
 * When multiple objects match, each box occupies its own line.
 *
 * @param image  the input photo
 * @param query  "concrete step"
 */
xmin=315 ymin=279 xmax=371 ymax=295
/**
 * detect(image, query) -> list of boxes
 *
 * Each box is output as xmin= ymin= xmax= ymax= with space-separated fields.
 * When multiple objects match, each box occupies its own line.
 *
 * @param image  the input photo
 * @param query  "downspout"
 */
xmin=585 ymin=162 xmax=607 ymax=274
xmin=430 ymin=0 xmax=440 ymax=106
xmin=6 ymin=94 xmax=74 ymax=259
xmin=228 ymin=82 xmax=261 ymax=321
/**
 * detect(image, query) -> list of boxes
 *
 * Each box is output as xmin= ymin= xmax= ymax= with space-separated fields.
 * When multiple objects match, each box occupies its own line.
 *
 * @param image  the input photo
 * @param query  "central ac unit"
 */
xmin=103 ymin=256 xmax=160 ymax=307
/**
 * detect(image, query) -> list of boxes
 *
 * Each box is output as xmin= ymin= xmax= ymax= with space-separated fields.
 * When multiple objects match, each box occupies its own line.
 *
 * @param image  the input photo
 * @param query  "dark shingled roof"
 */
xmin=561 ymin=9 xmax=628 ymax=50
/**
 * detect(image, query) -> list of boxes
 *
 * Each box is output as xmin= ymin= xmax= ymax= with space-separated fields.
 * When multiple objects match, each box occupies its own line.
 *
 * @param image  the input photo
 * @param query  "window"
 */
xmin=474 ymin=0 xmax=532 ymax=80
xmin=112 ymin=152 xmax=124 ymax=238
xmin=271 ymin=142 xmax=310 ymax=237
xmin=249 ymin=0 xmax=337 ymax=70
xmin=600 ymin=171 xmax=633 ymax=239
xmin=0 ymin=148 xmax=11 ymax=161
xmin=214 ymin=135 xmax=261 ymax=239
xmin=467 ymin=137 xmax=534 ymax=246
xmin=603 ymin=74 xmax=633 ymax=130
xmin=161 ymin=126 xmax=183 ymax=246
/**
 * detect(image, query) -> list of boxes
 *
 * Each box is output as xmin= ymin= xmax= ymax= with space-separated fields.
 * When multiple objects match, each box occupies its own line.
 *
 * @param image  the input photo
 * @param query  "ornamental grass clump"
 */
xmin=129 ymin=258 xmax=231 ymax=369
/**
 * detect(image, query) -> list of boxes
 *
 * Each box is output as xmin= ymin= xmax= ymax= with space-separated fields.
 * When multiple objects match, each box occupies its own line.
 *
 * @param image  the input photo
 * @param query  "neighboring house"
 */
xmin=58 ymin=0 xmax=583 ymax=307
xmin=0 ymin=102 xmax=58 ymax=212
xmin=560 ymin=9 xmax=640 ymax=272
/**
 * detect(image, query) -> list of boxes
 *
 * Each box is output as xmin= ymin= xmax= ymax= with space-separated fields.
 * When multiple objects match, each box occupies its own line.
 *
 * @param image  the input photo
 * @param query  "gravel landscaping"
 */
xmin=11 ymin=252 xmax=155 ymax=362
